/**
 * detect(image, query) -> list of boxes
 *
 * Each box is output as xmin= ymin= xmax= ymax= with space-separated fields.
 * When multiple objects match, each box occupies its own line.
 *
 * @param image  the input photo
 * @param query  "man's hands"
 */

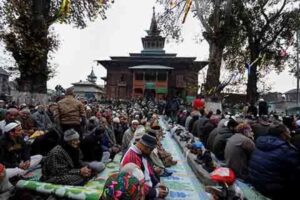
xmin=19 ymin=160 xmax=30 ymax=170
xmin=157 ymin=184 xmax=169 ymax=198
xmin=80 ymin=166 xmax=92 ymax=177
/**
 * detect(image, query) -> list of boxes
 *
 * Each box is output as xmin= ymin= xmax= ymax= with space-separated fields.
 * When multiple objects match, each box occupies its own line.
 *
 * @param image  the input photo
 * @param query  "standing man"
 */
xmin=54 ymin=88 xmax=86 ymax=137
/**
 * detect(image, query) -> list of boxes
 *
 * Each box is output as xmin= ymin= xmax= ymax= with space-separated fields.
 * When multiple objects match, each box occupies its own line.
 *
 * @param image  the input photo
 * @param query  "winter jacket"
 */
xmin=0 ymin=134 xmax=30 ymax=168
xmin=81 ymin=133 xmax=103 ymax=162
xmin=224 ymin=133 xmax=255 ymax=180
xmin=206 ymin=127 xmax=219 ymax=150
xmin=32 ymin=111 xmax=52 ymax=131
xmin=251 ymin=121 xmax=270 ymax=141
xmin=212 ymin=127 xmax=234 ymax=160
xmin=248 ymin=136 xmax=300 ymax=200
xmin=55 ymin=95 xmax=86 ymax=125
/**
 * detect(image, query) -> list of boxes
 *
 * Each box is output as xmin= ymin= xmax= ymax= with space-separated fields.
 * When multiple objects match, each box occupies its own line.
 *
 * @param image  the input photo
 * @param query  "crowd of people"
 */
xmin=0 ymin=89 xmax=177 ymax=199
xmin=0 ymin=90 xmax=299 ymax=200
xmin=175 ymin=97 xmax=300 ymax=200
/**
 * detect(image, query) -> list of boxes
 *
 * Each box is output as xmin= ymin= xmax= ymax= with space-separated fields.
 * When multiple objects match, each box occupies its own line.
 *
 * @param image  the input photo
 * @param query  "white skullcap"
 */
xmin=131 ymin=120 xmax=139 ymax=125
xmin=4 ymin=122 xmax=20 ymax=133
xmin=113 ymin=117 xmax=120 ymax=123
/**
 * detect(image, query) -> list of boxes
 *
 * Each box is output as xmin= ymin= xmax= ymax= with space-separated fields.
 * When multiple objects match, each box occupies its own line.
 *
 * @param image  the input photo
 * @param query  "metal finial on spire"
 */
xmin=148 ymin=6 xmax=160 ymax=36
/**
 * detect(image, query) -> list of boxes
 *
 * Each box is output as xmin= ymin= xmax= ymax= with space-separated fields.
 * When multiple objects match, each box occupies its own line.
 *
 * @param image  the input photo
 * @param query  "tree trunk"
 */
xmin=17 ymin=0 xmax=49 ymax=94
xmin=204 ymin=41 xmax=223 ymax=98
xmin=247 ymin=48 xmax=260 ymax=104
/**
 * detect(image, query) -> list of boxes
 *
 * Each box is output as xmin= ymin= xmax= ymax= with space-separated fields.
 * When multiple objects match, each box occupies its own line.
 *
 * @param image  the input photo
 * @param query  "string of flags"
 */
xmin=182 ymin=0 xmax=192 ymax=23
xmin=245 ymin=53 xmax=266 ymax=76
xmin=57 ymin=0 xmax=71 ymax=20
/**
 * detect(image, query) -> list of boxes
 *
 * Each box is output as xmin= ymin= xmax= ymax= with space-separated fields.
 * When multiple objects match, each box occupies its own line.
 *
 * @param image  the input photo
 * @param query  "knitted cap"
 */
xmin=140 ymin=134 xmax=157 ymax=149
xmin=64 ymin=129 xmax=80 ymax=142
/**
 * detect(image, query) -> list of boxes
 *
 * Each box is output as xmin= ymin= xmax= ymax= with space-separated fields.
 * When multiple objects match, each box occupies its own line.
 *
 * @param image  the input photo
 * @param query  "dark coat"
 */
xmin=248 ymin=136 xmax=300 ymax=200
xmin=0 ymin=134 xmax=30 ymax=168
xmin=206 ymin=127 xmax=219 ymax=150
xmin=191 ymin=117 xmax=208 ymax=137
xmin=251 ymin=121 xmax=270 ymax=141
xmin=81 ymin=133 xmax=103 ymax=162
xmin=212 ymin=127 xmax=233 ymax=160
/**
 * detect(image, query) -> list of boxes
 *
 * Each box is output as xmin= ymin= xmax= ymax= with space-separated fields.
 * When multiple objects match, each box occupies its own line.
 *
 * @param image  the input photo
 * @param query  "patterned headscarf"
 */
xmin=101 ymin=172 xmax=144 ymax=200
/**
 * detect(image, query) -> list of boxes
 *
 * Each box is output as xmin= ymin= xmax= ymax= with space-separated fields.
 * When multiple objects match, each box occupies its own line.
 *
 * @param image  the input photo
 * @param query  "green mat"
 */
xmin=16 ymin=155 xmax=121 ymax=200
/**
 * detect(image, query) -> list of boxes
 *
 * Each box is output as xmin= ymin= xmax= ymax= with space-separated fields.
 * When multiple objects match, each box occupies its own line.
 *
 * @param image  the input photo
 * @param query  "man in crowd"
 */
xmin=0 ymin=122 xmax=42 ymax=177
xmin=0 ymin=108 xmax=19 ymax=135
xmin=248 ymin=124 xmax=300 ymax=200
xmin=54 ymin=88 xmax=86 ymax=137
xmin=212 ymin=119 xmax=238 ymax=160
xmin=224 ymin=123 xmax=255 ymax=180
xmin=41 ymin=129 xmax=92 ymax=185
xmin=17 ymin=108 xmax=36 ymax=136
xmin=32 ymin=105 xmax=52 ymax=131
xmin=122 ymin=120 xmax=139 ymax=154
xmin=121 ymin=134 xmax=168 ymax=199
xmin=81 ymin=126 xmax=110 ymax=173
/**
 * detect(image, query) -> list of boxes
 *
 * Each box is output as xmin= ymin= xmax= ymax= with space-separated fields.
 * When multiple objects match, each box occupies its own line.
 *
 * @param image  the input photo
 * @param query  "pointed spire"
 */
xmin=147 ymin=7 xmax=160 ymax=36
xmin=87 ymin=67 xmax=97 ymax=83
xmin=141 ymin=7 xmax=166 ymax=53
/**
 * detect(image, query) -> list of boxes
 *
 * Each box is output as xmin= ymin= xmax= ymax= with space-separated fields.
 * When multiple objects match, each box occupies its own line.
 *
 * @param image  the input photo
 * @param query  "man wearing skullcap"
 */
xmin=0 ymin=122 xmax=42 ymax=178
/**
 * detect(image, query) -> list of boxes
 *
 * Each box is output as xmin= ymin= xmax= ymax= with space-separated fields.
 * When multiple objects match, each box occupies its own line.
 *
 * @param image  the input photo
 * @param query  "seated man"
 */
xmin=81 ymin=126 xmax=110 ymax=173
xmin=0 ymin=108 xmax=19 ymax=135
xmin=248 ymin=124 xmax=300 ymax=200
xmin=17 ymin=108 xmax=36 ymax=136
xmin=0 ymin=122 xmax=42 ymax=178
xmin=41 ymin=129 xmax=92 ymax=185
xmin=121 ymin=134 xmax=168 ymax=199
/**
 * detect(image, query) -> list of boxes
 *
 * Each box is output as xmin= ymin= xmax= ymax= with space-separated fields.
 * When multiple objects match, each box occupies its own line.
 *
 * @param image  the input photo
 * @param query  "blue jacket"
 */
xmin=248 ymin=136 xmax=300 ymax=199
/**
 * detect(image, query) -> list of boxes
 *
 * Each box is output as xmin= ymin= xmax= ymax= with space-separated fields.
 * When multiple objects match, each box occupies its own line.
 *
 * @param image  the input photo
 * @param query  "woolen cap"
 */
xmin=140 ymin=134 xmax=157 ymax=149
xmin=64 ymin=129 xmax=80 ymax=142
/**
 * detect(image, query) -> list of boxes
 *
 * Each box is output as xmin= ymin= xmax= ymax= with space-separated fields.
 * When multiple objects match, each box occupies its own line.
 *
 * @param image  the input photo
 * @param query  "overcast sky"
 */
xmin=1 ymin=0 xmax=297 ymax=93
